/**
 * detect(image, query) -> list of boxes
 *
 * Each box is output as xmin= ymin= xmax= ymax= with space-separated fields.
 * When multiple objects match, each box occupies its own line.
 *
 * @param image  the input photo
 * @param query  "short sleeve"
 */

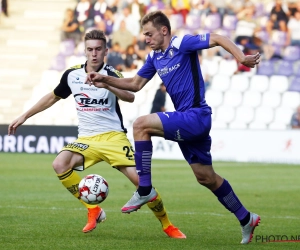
xmin=175 ymin=34 xmax=210 ymax=53
xmin=53 ymin=70 xmax=72 ymax=99
xmin=137 ymin=53 xmax=157 ymax=80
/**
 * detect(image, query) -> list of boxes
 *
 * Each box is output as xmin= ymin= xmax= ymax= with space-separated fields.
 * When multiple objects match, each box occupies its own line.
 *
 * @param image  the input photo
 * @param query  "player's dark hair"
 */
xmin=141 ymin=11 xmax=171 ymax=34
xmin=84 ymin=30 xmax=107 ymax=47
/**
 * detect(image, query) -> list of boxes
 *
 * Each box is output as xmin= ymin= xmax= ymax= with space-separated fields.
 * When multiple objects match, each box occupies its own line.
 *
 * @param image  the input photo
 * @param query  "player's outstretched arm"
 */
xmin=209 ymin=33 xmax=260 ymax=68
xmin=8 ymin=92 xmax=60 ymax=135
xmin=105 ymin=85 xmax=135 ymax=103
xmin=85 ymin=72 xmax=149 ymax=93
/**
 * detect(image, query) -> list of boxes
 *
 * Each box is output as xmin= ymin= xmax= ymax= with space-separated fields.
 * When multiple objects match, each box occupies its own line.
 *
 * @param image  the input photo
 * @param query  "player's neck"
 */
xmin=85 ymin=62 xmax=104 ymax=73
xmin=161 ymin=36 xmax=172 ymax=52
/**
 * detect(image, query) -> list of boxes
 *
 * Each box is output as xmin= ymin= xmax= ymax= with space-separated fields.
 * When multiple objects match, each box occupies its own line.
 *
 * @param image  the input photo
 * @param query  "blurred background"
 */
xmin=0 ymin=0 xmax=300 ymax=163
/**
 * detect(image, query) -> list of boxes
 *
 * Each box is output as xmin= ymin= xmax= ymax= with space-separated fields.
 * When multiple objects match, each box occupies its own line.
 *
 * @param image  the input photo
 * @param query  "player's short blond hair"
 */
xmin=84 ymin=30 xmax=107 ymax=47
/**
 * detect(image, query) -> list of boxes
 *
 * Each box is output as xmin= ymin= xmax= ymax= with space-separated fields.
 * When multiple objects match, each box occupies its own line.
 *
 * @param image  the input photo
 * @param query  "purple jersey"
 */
xmin=138 ymin=34 xmax=211 ymax=112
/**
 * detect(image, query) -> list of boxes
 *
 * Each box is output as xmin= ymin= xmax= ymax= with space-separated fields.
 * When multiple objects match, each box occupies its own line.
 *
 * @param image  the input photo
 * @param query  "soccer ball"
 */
xmin=78 ymin=174 xmax=109 ymax=204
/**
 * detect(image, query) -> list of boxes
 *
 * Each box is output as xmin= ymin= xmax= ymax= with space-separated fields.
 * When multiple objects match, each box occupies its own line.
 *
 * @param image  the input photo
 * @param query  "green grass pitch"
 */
xmin=0 ymin=153 xmax=299 ymax=250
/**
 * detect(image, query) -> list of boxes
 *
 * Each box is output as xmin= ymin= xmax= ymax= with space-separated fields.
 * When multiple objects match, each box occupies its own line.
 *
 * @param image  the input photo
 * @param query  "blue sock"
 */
xmin=135 ymin=141 xmax=153 ymax=195
xmin=213 ymin=179 xmax=249 ymax=223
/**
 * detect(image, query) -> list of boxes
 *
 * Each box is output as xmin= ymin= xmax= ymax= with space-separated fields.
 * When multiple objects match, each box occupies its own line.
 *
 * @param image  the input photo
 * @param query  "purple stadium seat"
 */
xmin=74 ymin=41 xmax=85 ymax=56
xmin=50 ymin=54 xmax=66 ymax=71
xmin=276 ymin=60 xmax=294 ymax=76
xmin=222 ymin=15 xmax=237 ymax=30
xmin=169 ymin=14 xmax=184 ymax=30
xmin=216 ymin=29 xmax=231 ymax=37
xmin=254 ymin=3 xmax=266 ymax=17
xmin=255 ymin=30 xmax=269 ymax=43
xmin=256 ymin=60 xmax=275 ymax=76
xmin=204 ymin=13 xmax=221 ymax=31
xmin=288 ymin=76 xmax=300 ymax=92
xmin=271 ymin=30 xmax=287 ymax=47
xmin=60 ymin=40 xmax=76 ymax=57
xmin=294 ymin=63 xmax=300 ymax=76
xmin=186 ymin=14 xmax=201 ymax=30
xmin=283 ymin=46 xmax=300 ymax=61
xmin=272 ymin=44 xmax=283 ymax=57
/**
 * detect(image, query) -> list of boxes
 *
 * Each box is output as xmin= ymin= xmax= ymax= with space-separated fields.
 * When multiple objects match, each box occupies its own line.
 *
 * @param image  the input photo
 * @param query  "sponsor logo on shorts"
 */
xmin=174 ymin=129 xmax=184 ymax=141
xmin=65 ymin=142 xmax=89 ymax=151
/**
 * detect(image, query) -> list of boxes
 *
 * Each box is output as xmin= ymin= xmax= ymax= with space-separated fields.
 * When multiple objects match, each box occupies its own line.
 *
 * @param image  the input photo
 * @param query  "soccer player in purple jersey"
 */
xmin=86 ymin=11 xmax=261 ymax=244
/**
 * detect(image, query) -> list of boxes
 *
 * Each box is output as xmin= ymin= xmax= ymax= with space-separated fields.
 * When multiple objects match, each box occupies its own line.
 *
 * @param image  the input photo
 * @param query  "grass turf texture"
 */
xmin=0 ymin=153 xmax=299 ymax=250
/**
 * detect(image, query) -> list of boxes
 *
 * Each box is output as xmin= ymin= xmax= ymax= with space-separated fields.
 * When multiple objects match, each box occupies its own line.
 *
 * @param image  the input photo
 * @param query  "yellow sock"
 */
xmin=147 ymin=188 xmax=172 ymax=230
xmin=57 ymin=169 xmax=97 ymax=209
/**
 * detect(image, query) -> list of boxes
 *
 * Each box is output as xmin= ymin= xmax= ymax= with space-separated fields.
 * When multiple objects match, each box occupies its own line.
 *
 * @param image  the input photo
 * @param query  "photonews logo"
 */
xmin=255 ymin=235 xmax=300 ymax=243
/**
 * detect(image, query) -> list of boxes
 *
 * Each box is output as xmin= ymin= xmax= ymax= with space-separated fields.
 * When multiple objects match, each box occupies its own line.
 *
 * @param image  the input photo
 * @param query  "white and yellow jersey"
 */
xmin=54 ymin=63 xmax=127 ymax=137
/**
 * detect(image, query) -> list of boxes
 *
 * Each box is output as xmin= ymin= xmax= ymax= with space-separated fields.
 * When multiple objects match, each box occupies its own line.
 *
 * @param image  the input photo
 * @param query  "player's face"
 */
xmin=142 ymin=22 xmax=166 ymax=51
xmin=85 ymin=39 xmax=108 ymax=68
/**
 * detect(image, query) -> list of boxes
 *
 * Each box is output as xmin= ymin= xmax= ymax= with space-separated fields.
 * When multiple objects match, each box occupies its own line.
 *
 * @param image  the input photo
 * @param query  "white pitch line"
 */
xmin=0 ymin=205 xmax=299 ymax=220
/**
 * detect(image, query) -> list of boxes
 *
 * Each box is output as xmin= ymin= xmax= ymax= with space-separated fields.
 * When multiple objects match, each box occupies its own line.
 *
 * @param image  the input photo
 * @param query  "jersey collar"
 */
xmin=159 ymin=36 xmax=177 ymax=54
xmin=84 ymin=61 xmax=105 ymax=73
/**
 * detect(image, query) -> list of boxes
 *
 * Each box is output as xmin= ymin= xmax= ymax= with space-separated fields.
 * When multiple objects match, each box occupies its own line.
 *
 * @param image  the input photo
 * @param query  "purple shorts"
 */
xmin=157 ymin=107 xmax=212 ymax=165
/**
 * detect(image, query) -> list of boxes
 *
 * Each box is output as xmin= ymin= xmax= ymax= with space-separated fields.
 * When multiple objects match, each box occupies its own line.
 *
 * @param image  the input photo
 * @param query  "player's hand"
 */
xmin=241 ymin=52 xmax=261 ymax=68
xmin=85 ymin=72 xmax=107 ymax=88
xmin=8 ymin=116 xmax=26 ymax=135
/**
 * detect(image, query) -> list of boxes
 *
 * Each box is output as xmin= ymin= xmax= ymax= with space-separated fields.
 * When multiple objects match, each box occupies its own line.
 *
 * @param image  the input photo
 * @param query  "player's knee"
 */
xmin=52 ymin=159 xmax=61 ymax=173
xmin=52 ymin=159 xmax=70 ymax=174
xmin=133 ymin=116 xmax=144 ymax=130
xmin=133 ymin=116 xmax=149 ymax=134
xmin=196 ymin=173 xmax=217 ymax=189
xmin=196 ymin=177 xmax=210 ymax=186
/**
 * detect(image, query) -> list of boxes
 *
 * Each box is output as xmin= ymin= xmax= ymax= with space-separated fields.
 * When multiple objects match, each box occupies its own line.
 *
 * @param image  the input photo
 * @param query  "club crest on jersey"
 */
xmin=169 ymin=49 xmax=174 ymax=58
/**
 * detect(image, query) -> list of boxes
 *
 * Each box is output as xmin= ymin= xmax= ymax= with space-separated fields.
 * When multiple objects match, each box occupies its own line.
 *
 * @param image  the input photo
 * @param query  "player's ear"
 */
xmin=162 ymin=26 xmax=168 ymax=36
xmin=104 ymin=47 xmax=108 ymax=56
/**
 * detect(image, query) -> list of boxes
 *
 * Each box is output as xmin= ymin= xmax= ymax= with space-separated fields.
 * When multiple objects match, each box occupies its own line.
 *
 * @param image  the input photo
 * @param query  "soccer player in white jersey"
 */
xmin=85 ymin=11 xmax=261 ymax=244
xmin=8 ymin=29 xmax=185 ymax=238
